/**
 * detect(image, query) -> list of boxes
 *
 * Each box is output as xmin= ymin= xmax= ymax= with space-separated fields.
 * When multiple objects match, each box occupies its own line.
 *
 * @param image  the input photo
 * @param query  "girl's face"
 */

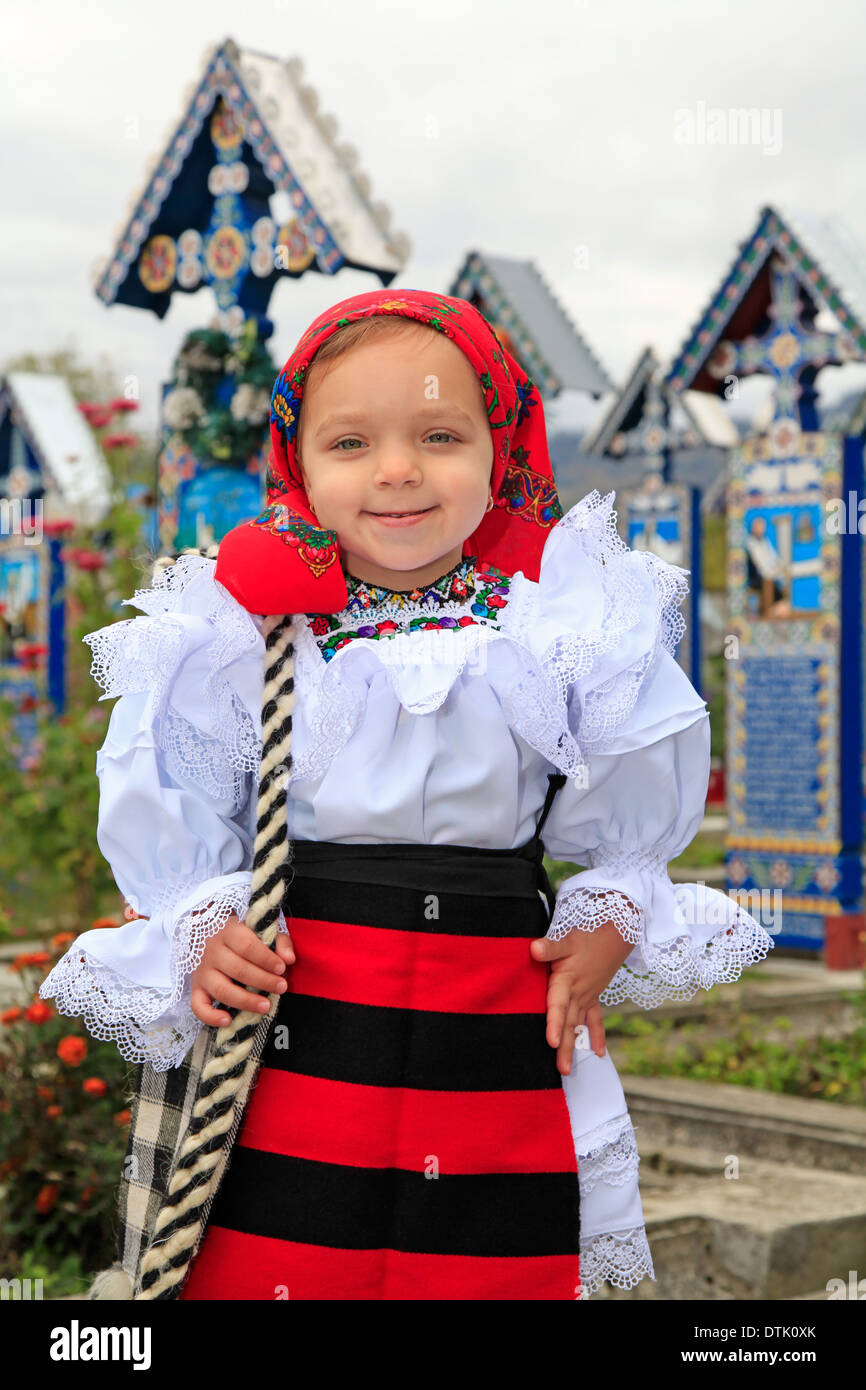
xmin=295 ymin=325 xmax=494 ymax=589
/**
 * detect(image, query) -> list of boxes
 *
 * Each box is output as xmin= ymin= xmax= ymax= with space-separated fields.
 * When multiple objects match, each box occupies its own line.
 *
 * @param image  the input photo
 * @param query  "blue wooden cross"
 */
xmin=702 ymin=254 xmax=862 ymax=432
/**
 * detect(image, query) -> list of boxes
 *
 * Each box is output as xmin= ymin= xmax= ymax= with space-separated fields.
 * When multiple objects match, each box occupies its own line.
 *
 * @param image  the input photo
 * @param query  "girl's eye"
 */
xmin=331 ymin=431 xmax=457 ymax=450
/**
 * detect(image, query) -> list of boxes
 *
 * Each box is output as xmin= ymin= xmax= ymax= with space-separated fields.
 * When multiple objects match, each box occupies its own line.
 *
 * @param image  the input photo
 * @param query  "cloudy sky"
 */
xmin=3 ymin=0 xmax=866 ymax=439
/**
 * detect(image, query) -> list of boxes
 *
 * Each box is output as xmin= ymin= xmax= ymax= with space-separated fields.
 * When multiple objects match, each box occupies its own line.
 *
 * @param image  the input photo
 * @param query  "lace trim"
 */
xmin=576 ymin=1110 xmax=635 ymax=1156
xmin=83 ymin=555 xmax=261 ymax=809
xmin=578 ymin=1227 xmax=655 ymax=1298
xmin=574 ymin=1113 xmax=654 ymax=1297
xmin=39 ymin=885 xmax=288 ymax=1071
xmin=579 ymin=1118 xmax=639 ymax=1193
xmin=547 ymin=886 xmax=646 ymax=945
xmin=546 ymin=851 xmax=669 ymax=945
xmin=515 ymin=489 xmax=690 ymax=755
xmin=599 ymin=902 xmax=775 ymax=1008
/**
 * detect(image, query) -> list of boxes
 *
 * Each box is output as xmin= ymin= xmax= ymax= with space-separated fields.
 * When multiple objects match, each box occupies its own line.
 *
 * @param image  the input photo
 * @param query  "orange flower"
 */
xmin=89 ymin=917 xmax=119 ymax=930
xmin=82 ymin=1077 xmax=107 ymax=1097
xmin=51 ymin=932 xmax=75 ymax=950
xmin=26 ymin=951 xmax=50 ymax=966
xmin=35 ymin=1184 xmax=58 ymax=1214
xmin=1 ymin=1007 xmax=22 ymax=1024
xmin=45 ymin=1105 xmax=61 ymax=1118
xmin=37 ymin=1085 xmax=54 ymax=1100
xmin=57 ymin=1036 xmax=87 ymax=1066
xmin=114 ymin=1109 xmax=132 ymax=1127
xmin=24 ymin=1001 xmax=52 ymax=1024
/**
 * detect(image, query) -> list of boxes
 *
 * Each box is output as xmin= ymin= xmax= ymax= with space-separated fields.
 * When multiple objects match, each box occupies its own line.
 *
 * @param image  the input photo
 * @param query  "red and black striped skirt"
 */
xmin=180 ymin=836 xmax=581 ymax=1300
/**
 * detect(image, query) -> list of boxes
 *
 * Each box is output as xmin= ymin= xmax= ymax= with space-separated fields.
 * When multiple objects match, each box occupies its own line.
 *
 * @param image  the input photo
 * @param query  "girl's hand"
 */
xmin=190 ymin=914 xmax=296 ymax=1026
xmin=530 ymin=920 xmax=635 ymax=1076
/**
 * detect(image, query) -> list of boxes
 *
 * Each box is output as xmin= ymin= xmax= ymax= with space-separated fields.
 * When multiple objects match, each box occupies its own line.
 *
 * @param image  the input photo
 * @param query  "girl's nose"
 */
xmin=373 ymin=449 xmax=425 ymax=484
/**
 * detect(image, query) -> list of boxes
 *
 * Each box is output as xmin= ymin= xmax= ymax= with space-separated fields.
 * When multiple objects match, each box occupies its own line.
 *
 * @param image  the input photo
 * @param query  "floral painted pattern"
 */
xmin=501 ymin=445 xmax=563 ymax=527
xmin=269 ymin=364 xmax=306 ymax=452
xmin=251 ymin=502 xmax=340 ymax=580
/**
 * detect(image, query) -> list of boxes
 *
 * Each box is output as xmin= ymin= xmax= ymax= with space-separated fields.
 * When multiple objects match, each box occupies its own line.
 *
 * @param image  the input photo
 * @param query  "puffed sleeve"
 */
xmin=541 ymin=647 xmax=775 ymax=1006
xmin=39 ymin=555 xmax=283 ymax=1071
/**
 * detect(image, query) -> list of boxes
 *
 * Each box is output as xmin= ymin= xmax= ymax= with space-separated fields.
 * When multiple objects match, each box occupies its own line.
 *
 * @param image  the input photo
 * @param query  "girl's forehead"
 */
xmin=302 ymin=334 xmax=484 ymax=404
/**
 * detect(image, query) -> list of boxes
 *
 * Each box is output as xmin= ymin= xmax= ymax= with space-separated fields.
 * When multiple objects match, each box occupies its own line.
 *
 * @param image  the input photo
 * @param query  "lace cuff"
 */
xmin=547 ymin=848 xmax=775 ymax=1009
xmin=40 ymin=878 xmax=289 ymax=1071
xmin=578 ymin=1228 xmax=655 ymax=1299
xmin=575 ymin=1113 xmax=655 ymax=1298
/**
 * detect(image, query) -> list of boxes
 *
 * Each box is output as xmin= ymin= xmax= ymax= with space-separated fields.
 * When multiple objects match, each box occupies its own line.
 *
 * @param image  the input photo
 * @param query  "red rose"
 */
xmin=57 ymin=1036 xmax=87 ymax=1066
xmin=24 ymin=1001 xmax=52 ymax=1024
xmin=35 ymin=1184 xmax=59 ymax=1214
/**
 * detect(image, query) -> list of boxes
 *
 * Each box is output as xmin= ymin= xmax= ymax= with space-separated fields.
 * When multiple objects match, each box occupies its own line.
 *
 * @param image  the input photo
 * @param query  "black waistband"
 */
xmin=285 ymin=834 xmax=554 ymax=912
xmin=283 ymin=774 xmax=566 ymax=914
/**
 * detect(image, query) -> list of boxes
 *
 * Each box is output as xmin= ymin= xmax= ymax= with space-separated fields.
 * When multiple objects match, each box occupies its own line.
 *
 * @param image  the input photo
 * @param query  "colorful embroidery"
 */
xmin=501 ymin=446 xmax=563 ymax=527
xmin=269 ymin=364 xmax=306 ymax=450
xmin=515 ymin=376 xmax=536 ymax=429
xmin=343 ymin=554 xmax=478 ymax=613
xmin=264 ymin=456 xmax=288 ymax=498
xmin=250 ymin=502 xmax=340 ymax=579
xmin=306 ymin=558 xmax=514 ymax=662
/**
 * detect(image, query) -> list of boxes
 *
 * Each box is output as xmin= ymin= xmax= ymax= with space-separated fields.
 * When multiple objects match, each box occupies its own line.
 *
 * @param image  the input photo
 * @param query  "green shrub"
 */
xmin=0 ymin=940 xmax=133 ymax=1272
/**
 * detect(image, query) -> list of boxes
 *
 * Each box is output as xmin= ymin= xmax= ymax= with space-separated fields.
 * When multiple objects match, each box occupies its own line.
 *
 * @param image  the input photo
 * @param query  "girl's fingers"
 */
xmin=557 ymin=995 xmax=582 ymax=1076
xmin=545 ymin=971 xmax=572 ymax=1049
xmin=224 ymin=922 xmax=292 ymax=975
xmin=274 ymin=931 xmax=296 ymax=964
xmin=586 ymin=1001 xmax=607 ymax=1057
xmin=202 ymin=970 xmax=274 ymax=1015
xmin=209 ymin=944 xmax=289 ymax=995
xmin=190 ymin=985 xmax=231 ymax=1028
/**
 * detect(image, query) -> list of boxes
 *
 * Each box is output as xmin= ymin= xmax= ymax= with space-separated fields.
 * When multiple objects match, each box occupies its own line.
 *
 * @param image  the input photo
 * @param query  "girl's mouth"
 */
xmin=365 ymin=505 xmax=437 ymax=527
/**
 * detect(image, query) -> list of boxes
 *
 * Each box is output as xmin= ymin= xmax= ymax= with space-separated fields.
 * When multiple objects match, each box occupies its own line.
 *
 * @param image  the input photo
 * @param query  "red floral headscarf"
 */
xmin=214 ymin=288 xmax=562 ymax=615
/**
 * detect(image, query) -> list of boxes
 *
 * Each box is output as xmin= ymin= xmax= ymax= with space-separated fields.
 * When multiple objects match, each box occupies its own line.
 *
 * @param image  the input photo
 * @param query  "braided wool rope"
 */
xmin=133 ymin=546 xmax=298 ymax=1299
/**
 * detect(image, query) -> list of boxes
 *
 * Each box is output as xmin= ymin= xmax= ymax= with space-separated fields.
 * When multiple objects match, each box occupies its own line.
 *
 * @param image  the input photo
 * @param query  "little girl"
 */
xmin=41 ymin=288 xmax=774 ymax=1301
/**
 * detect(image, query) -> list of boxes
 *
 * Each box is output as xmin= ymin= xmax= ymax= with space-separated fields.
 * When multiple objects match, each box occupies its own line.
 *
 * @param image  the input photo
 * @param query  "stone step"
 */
xmin=620 ymin=1073 xmax=866 ymax=1175
xmin=594 ymin=1140 xmax=866 ymax=1300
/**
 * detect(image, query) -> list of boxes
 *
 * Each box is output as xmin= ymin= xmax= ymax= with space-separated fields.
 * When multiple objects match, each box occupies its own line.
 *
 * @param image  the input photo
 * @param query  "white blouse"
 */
xmin=40 ymin=489 xmax=775 ymax=1298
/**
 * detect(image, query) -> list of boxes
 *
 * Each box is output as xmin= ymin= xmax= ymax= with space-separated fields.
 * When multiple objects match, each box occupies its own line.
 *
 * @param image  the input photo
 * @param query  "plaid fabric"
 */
xmin=110 ymin=1010 xmax=277 ymax=1295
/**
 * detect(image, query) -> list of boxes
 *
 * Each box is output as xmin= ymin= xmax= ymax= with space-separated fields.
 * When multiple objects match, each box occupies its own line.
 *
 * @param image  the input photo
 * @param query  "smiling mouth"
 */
xmin=368 ymin=506 xmax=436 ymax=517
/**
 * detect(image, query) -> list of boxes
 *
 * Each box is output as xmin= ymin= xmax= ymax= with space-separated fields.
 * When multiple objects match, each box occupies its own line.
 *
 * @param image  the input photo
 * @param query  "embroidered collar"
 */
xmin=304 ymin=557 xmax=515 ymax=663
xmin=343 ymin=554 xmax=478 ymax=613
